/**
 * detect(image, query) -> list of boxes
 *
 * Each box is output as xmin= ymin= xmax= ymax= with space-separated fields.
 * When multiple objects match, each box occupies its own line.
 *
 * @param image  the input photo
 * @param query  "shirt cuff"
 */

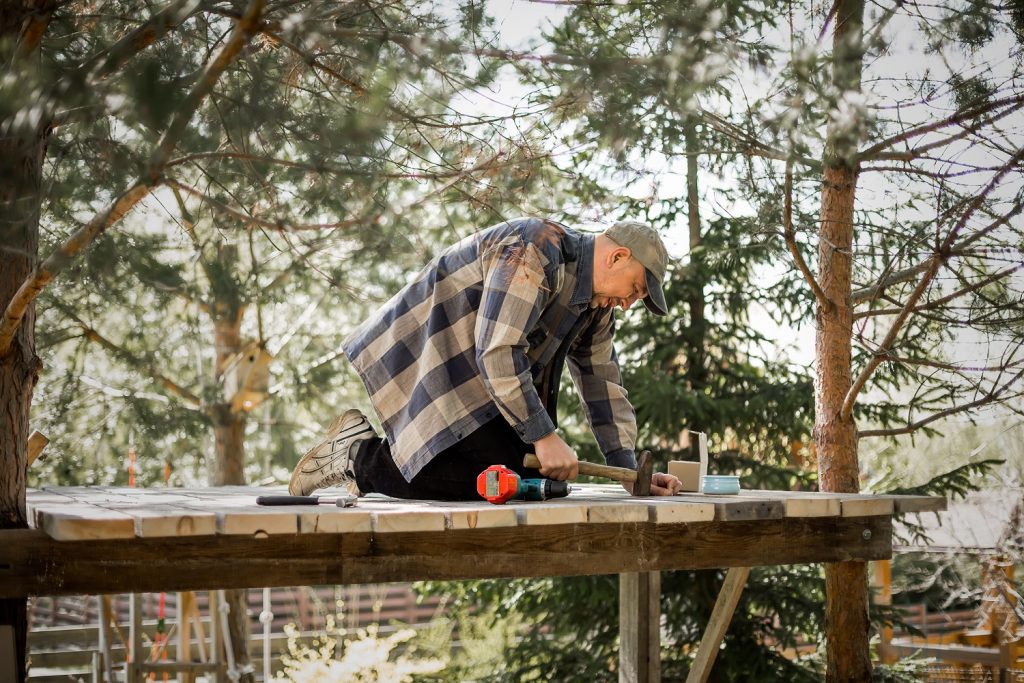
xmin=604 ymin=448 xmax=637 ymax=470
xmin=516 ymin=409 xmax=557 ymax=443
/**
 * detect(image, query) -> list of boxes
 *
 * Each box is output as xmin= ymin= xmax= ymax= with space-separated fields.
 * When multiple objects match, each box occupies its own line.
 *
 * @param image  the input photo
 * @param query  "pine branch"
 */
xmin=73 ymin=321 xmax=203 ymax=408
xmin=0 ymin=0 xmax=266 ymax=357
xmin=841 ymin=146 xmax=1024 ymax=419
xmin=14 ymin=0 xmax=58 ymax=58
xmin=165 ymin=179 xmax=376 ymax=231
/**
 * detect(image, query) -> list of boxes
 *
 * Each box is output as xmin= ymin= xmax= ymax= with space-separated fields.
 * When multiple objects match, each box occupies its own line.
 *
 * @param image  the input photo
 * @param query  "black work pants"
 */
xmin=353 ymin=415 xmax=544 ymax=500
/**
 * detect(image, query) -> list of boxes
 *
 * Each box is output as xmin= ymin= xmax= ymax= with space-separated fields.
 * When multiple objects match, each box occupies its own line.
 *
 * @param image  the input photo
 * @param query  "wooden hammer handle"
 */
xmin=522 ymin=454 xmax=638 ymax=483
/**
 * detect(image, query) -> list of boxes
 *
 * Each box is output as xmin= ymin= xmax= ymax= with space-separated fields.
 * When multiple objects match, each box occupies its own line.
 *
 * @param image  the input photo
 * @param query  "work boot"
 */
xmin=289 ymin=409 xmax=376 ymax=496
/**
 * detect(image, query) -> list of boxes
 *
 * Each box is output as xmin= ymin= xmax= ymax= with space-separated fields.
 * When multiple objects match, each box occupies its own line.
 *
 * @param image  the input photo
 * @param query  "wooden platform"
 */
xmin=0 ymin=484 xmax=945 ymax=598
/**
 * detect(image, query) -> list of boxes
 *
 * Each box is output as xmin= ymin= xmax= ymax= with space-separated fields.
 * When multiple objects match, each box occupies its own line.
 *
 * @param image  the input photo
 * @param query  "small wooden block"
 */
xmin=298 ymin=508 xmax=372 ymax=534
xmin=647 ymin=499 xmax=716 ymax=524
xmin=35 ymin=504 xmax=137 ymax=541
xmin=515 ymin=501 xmax=589 ymax=526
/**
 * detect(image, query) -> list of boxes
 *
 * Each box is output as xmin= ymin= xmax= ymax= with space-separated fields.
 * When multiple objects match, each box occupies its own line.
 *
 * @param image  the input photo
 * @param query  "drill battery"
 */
xmin=476 ymin=464 xmax=570 ymax=504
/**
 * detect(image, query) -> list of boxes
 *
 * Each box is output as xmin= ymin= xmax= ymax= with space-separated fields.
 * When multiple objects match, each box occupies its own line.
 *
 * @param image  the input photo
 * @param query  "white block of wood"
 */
xmin=214 ymin=509 xmax=301 ymax=536
xmin=840 ymin=496 xmax=894 ymax=517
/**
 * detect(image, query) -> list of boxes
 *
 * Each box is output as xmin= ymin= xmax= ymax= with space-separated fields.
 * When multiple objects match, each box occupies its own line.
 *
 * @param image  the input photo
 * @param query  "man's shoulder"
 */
xmin=478 ymin=217 xmax=578 ymax=261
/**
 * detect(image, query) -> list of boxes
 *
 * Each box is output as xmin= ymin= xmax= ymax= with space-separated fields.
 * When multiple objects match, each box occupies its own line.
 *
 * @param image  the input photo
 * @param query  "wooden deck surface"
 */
xmin=0 ymin=485 xmax=946 ymax=598
xmin=24 ymin=484 xmax=946 ymax=541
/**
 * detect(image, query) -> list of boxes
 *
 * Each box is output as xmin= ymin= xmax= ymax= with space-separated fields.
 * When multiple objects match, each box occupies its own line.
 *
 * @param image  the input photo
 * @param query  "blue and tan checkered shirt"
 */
xmin=343 ymin=217 xmax=638 ymax=481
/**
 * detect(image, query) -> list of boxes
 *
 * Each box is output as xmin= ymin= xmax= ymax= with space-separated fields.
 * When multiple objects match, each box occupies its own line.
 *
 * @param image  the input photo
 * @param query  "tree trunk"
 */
xmin=684 ymin=118 xmax=708 ymax=461
xmin=210 ymin=298 xmax=254 ymax=682
xmin=816 ymin=0 xmax=870 ymax=680
xmin=1 ymin=4 xmax=50 ymax=680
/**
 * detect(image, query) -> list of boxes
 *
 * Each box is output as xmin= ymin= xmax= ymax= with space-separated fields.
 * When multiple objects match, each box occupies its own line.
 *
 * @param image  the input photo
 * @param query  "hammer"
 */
xmin=522 ymin=450 xmax=654 ymax=496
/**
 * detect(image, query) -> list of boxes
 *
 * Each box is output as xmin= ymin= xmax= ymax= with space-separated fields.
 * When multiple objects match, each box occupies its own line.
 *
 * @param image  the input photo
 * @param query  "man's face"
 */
xmin=592 ymin=255 xmax=648 ymax=311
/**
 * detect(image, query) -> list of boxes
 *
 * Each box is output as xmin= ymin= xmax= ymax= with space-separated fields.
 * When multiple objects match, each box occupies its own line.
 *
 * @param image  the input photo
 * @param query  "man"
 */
xmin=289 ymin=217 xmax=682 ymax=500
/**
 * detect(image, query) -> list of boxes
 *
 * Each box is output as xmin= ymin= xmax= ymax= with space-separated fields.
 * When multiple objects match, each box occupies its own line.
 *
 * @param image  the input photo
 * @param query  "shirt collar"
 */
xmin=570 ymin=232 xmax=595 ymax=311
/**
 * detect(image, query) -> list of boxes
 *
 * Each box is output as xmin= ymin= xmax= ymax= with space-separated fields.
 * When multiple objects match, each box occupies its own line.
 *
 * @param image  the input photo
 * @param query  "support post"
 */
xmin=98 ymin=596 xmax=115 ymax=683
xmin=130 ymin=593 xmax=143 ymax=683
xmin=686 ymin=566 xmax=751 ymax=683
xmin=619 ymin=571 xmax=660 ymax=683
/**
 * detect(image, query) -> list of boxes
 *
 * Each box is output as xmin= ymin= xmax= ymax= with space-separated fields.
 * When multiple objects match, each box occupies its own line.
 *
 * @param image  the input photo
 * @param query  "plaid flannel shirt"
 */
xmin=343 ymin=217 xmax=638 ymax=481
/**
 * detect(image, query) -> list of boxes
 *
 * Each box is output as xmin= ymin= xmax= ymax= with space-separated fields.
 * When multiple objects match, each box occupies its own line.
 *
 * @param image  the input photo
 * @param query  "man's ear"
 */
xmin=610 ymin=247 xmax=632 ymax=265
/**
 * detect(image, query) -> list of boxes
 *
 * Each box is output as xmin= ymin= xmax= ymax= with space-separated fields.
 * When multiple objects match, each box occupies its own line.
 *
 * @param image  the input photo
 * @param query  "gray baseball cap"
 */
xmin=604 ymin=220 xmax=669 ymax=316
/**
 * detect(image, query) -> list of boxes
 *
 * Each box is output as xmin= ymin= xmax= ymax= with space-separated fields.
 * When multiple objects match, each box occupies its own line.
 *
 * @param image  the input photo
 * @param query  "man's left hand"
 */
xmin=622 ymin=472 xmax=682 ymax=496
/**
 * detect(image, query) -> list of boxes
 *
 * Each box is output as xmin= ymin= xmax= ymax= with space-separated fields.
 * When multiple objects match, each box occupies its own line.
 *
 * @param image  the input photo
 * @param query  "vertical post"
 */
xmin=130 ymin=593 xmax=143 ymax=683
xmin=619 ymin=571 xmax=660 ymax=683
xmin=1 ymin=624 xmax=16 ymax=682
xmin=177 ymin=591 xmax=191 ymax=683
xmin=872 ymin=561 xmax=895 ymax=664
xmin=209 ymin=591 xmax=226 ymax=683
xmin=99 ymin=595 xmax=115 ymax=683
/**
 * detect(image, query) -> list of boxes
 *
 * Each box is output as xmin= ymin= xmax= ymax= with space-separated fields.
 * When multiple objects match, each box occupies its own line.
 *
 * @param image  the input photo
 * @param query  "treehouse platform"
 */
xmin=2 ymin=484 xmax=947 ymax=682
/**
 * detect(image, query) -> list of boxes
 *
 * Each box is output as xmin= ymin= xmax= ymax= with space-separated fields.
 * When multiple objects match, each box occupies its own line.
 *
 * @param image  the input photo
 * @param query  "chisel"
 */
xmin=256 ymin=494 xmax=357 ymax=507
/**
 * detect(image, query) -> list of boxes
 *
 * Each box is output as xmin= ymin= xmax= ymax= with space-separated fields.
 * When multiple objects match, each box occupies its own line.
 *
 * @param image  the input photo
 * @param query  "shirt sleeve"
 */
xmin=566 ymin=308 xmax=638 ymax=469
xmin=474 ymin=235 xmax=558 ymax=443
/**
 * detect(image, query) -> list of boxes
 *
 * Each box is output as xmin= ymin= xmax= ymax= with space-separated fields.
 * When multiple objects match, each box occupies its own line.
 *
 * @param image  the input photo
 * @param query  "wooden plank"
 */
xmin=298 ymin=507 xmax=372 ymax=534
xmin=416 ymin=501 xmax=519 ymax=530
xmin=212 ymin=509 xmax=301 ymax=536
xmin=364 ymin=502 xmax=447 ymax=533
xmin=686 ymin=566 xmax=751 ymax=683
xmin=887 ymin=495 xmax=947 ymax=514
xmin=35 ymin=504 xmax=137 ymax=541
xmin=109 ymin=505 xmax=218 ymax=538
xmin=840 ymin=496 xmax=894 ymax=518
xmin=515 ymin=500 xmax=589 ymax=526
xmin=620 ymin=571 xmax=660 ymax=683
xmin=0 ymin=516 xmax=893 ymax=597
xmin=645 ymin=499 xmax=716 ymax=524
xmin=588 ymin=501 xmax=650 ymax=524
xmin=673 ymin=494 xmax=784 ymax=522
xmin=737 ymin=490 xmax=841 ymax=518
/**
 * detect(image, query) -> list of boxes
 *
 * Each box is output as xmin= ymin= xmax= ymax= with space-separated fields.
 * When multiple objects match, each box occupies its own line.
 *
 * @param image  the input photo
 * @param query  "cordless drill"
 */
xmin=476 ymin=464 xmax=570 ymax=505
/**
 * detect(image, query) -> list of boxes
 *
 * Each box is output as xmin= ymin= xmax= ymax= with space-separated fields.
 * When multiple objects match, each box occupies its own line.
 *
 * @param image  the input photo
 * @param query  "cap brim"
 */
xmin=642 ymin=269 xmax=668 ymax=316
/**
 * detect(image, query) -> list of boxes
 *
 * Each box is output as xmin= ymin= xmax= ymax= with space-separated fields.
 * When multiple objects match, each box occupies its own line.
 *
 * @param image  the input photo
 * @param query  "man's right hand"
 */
xmin=532 ymin=432 xmax=579 ymax=481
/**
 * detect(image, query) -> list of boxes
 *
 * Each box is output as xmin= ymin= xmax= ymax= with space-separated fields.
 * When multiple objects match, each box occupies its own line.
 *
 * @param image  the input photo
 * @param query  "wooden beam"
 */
xmin=0 ymin=516 xmax=891 ymax=598
xmin=619 ymin=572 xmax=660 ymax=683
xmin=686 ymin=566 xmax=751 ymax=683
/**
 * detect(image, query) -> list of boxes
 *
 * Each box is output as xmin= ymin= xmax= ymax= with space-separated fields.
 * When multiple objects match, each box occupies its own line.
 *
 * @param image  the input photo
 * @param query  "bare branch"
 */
xmin=853 ymin=263 xmax=1024 ymax=320
xmin=783 ymin=161 xmax=831 ymax=309
xmin=0 ymin=0 xmax=266 ymax=357
xmin=841 ymin=146 xmax=1024 ymax=419
xmin=860 ymin=93 xmax=1024 ymax=160
xmin=859 ymin=369 xmax=1024 ymax=438
xmin=852 ymin=200 xmax=1023 ymax=305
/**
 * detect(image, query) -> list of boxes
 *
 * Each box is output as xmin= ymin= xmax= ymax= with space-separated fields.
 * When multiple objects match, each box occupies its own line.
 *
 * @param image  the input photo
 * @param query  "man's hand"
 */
xmin=622 ymin=472 xmax=682 ymax=496
xmin=532 ymin=432 xmax=579 ymax=481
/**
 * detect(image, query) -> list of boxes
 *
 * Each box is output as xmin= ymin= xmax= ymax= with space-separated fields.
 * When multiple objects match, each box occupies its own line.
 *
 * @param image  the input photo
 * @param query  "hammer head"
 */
xmin=634 ymin=450 xmax=654 ymax=497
